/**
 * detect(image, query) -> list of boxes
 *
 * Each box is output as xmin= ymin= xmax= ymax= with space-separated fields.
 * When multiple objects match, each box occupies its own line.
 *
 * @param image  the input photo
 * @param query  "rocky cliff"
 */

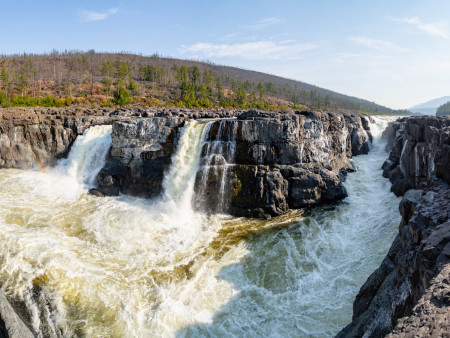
xmin=0 ymin=107 xmax=123 ymax=169
xmin=0 ymin=106 xmax=225 ymax=170
xmin=381 ymin=115 xmax=450 ymax=195
xmin=338 ymin=115 xmax=450 ymax=337
xmin=97 ymin=110 xmax=373 ymax=218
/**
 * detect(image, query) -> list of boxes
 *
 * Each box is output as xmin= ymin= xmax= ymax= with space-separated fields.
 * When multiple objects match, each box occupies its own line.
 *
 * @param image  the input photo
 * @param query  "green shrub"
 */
xmin=113 ymin=85 xmax=130 ymax=105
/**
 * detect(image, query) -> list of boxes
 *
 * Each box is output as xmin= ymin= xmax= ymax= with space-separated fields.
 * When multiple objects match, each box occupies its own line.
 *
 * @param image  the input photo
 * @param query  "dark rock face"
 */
xmin=0 ymin=107 xmax=122 ymax=169
xmin=97 ymin=110 xmax=372 ymax=218
xmin=381 ymin=116 xmax=450 ymax=196
xmin=97 ymin=117 xmax=184 ymax=198
xmin=339 ymin=115 xmax=450 ymax=337
xmin=195 ymin=111 xmax=369 ymax=217
xmin=338 ymin=180 xmax=450 ymax=338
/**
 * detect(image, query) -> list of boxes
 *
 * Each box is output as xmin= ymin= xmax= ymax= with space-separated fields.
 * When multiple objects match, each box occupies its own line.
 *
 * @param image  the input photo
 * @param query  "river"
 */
xmin=0 ymin=116 xmax=400 ymax=337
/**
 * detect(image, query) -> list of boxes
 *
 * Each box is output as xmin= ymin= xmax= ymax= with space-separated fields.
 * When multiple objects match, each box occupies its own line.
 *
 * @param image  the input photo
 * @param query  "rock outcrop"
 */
xmin=381 ymin=115 xmax=450 ymax=195
xmin=0 ymin=292 xmax=34 ymax=338
xmin=97 ymin=110 xmax=373 ymax=218
xmin=338 ymin=115 xmax=450 ymax=337
xmin=0 ymin=107 xmax=121 ymax=169
xmin=0 ymin=107 xmax=245 ymax=171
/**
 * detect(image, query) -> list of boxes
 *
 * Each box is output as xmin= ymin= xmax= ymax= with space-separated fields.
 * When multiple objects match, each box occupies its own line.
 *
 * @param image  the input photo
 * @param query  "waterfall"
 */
xmin=368 ymin=115 xmax=399 ymax=139
xmin=55 ymin=125 xmax=112 ymax=187
xmin=161 ymin=118 xmax=238 ymax=214
xmin=194 ymin=119 xmax=238 ymax=213
xmin=162 ymin=120 xmax=210 ymax=208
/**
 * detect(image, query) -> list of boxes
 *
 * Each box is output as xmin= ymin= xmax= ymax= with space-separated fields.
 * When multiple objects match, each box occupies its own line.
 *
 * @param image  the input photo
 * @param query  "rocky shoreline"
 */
xmin=338 ymin=115 xmax=450 ymax=337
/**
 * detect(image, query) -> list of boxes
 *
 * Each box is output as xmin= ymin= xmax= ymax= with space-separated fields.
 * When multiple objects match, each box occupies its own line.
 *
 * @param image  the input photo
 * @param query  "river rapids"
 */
xmin=0 ymin=117 xmax=400 ymax=337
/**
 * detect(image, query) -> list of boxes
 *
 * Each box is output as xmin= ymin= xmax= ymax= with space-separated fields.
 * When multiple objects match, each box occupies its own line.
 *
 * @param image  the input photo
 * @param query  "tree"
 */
xmin=17 ymin=65 xmax=29 ymax=97
xmin=113 ymin=81 xmax=130 ymax=105
xmin=176 ymin=65 xmax=188 ymax=86
xmin=188 ymin=66 xmax=201 ymax=88
xmin=235 ymin=84 xmax=246 ymax=106
xmin=256 ymin=82 xmax=264 ymax=101
xmin=216 ymin=80 xmax=224 ymax=102
xmin=180 ymin=83 xmax=195 ymax=105
xmin=0 ymin=66 xmax=11 ymax=98
xmin=436 ymin=101 xmax=450 ymax=116
xmin=114 ymin=59 xmax=129 ymax=82
xmin=101 ymin=61 xmax=113 ymax=97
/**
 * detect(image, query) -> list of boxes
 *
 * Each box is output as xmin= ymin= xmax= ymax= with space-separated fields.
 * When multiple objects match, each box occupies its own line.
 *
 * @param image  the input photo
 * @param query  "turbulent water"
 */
xmin=0 ymin=117 xmax=400 ymax=337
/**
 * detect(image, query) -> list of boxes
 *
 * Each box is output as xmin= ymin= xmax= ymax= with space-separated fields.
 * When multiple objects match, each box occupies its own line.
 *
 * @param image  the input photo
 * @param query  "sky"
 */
xmin=1 ymin=0 xmax=449 ymax=109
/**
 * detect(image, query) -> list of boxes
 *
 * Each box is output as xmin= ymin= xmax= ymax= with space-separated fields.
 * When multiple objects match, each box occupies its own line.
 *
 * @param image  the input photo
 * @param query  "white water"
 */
xmin=0 ymin=117 xmax=400 ymax=337
xmin=196 ymin=120 xmax=238 ymax=212
xmin=55 ymin=125 xmax=113 ymax=188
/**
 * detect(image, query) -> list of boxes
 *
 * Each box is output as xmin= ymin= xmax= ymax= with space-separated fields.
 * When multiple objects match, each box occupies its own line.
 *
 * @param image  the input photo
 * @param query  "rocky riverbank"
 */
xmin=0 ymin=106 xmax=241 ymax=170
xmin=0 ymin=107 xmax=377 ymax=336
xmin=96 ymin=110 xmax=373 ymax=218
xmin=338 ymin=115 xmax=450 ymax=337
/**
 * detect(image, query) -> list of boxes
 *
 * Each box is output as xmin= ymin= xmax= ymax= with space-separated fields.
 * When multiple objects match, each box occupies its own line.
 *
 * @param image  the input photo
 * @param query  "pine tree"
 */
xmin=216 ymin=80 xmax=224 ymax=102
xmin=0 ymin=66 xmax=10 ymax=98
xmin=101 ymin=61 xmax=113 ymax=97
xmin=257 ymin=82 xmax=264 ymax=101
xmin=17 ymin=65 xmax=29 ymax=97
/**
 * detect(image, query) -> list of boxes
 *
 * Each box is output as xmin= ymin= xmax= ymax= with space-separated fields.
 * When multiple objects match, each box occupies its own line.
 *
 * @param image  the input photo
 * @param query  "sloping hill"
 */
xmin=0 ymin=51 xmax=397 ymax=113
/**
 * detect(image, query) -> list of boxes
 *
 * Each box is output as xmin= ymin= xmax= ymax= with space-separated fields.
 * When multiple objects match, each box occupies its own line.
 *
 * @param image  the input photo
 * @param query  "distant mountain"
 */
xmin=409 ymin=96 xmax=450 ymax=115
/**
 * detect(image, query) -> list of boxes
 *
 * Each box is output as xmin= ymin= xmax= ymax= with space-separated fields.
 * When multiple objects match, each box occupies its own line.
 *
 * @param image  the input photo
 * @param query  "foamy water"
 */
xmin=0 ymin=117 xmax=400 ymax=337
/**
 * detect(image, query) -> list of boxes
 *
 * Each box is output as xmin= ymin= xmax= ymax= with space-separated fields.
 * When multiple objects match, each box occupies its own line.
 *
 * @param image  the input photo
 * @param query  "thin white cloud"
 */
xmin=390 ymin=16 xmax=448 ymax=39
xmin=339 ymin=53 xmax=364 ymax=58
xmin=218 ymin=32 xmax=242 ymax=41
xmin=182 ymin=41 xmax=319 ymax=60
xmin=348 ymin=36 xmax=407 ymax=53
xmin=242 ymin=17 xmax=284 ymax=30
xmin=78 ymin=8 xmax=118 ymax=22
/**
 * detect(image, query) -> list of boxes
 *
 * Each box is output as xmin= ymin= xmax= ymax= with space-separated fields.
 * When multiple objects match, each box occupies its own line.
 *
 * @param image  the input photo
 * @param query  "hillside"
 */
xmin=0 ymin=51 xmax=399 ymax=114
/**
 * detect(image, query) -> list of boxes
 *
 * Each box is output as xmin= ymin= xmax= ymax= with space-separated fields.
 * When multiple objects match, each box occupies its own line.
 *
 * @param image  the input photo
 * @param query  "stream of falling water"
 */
xmin=0 ymin=117 xmax=400 ymax=337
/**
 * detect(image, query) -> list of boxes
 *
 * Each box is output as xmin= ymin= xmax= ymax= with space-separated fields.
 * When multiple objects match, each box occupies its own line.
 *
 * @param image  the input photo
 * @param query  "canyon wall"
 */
xmin=338 ymin=115 xmax=450 ymax=337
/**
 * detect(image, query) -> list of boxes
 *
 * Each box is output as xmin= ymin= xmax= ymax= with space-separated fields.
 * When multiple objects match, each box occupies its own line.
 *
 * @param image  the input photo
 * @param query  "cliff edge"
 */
xmin=338 ymin=115 xmax=450 ymax=337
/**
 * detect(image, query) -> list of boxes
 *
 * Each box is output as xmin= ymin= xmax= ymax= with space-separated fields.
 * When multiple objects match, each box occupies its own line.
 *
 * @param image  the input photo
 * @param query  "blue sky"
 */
xmin=1 ymin=0 xmax=449 ymax=109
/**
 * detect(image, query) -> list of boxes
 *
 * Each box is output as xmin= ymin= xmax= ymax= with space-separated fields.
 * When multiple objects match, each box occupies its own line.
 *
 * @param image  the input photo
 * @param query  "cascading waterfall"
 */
xmin=0 ymin=117 xmax=401 ymax=337
xmin=55 ymin=125 xmax=113 ymax=187
xmin=195 ymin=119 xmax=238 ymax=213
xmin=162 ymin=119 xmax=210 ymax=209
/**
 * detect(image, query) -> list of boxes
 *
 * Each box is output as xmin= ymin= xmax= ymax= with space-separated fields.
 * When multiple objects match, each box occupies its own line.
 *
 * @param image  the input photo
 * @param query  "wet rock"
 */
xmin=338 ymin=179 xmax=450 ymax=337
xmin=0 ymin=292 xmax=34 ymax=338
xmin=97 ymin=117 xmax=185 ymax=198
xmin=88 ymin=188 xmax=104 ymax=197
xmin=97 ymin=109 xmax=372 ymax=218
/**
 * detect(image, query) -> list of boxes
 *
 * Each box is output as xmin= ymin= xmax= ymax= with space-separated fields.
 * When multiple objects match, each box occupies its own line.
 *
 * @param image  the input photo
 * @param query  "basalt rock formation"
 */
xmin=97 ymin=110 xmax=373 ymax=218
xmin=381 ymin=115 xmax=450 ymax=195
xmin=338 ymin=115 xmax=450 ymax=337
xmin=0 ymin=107 xmax=120 ymax=169
xmin=0 ymin=106 xmax=231 ymax=170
